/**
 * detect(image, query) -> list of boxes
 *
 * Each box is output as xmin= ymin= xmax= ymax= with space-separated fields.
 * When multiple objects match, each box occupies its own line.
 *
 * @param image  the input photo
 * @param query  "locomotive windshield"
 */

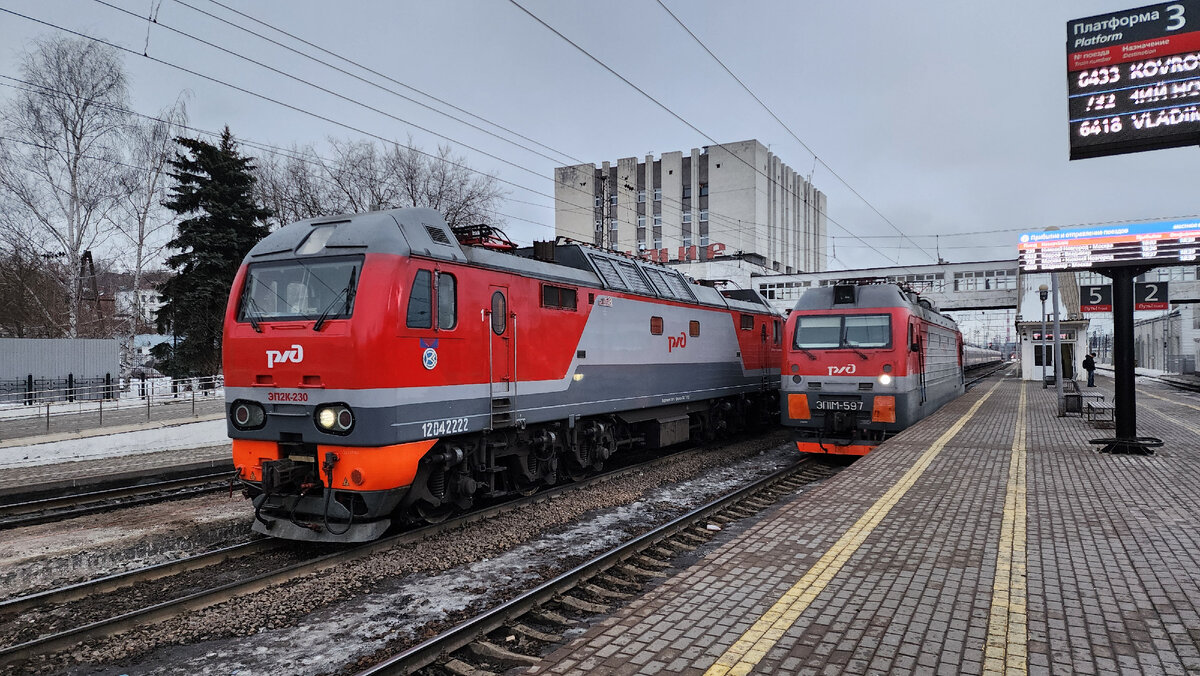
xmin=239 ymin=255 xmax=363 ymax=322
xmin=793 ymin=314 xmax=892 ymax=349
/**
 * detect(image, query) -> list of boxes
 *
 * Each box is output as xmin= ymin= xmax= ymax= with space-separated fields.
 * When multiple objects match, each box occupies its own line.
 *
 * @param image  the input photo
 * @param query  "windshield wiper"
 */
xmin=241 ymin=295 xmax=263 ymax=333
xmin=798 ymin=347 xmax=818 ymax=360
xmin=313 ymin=266 xmax=358 ymax=332
xmin=848 ymin=346 xmax=869 ymax=360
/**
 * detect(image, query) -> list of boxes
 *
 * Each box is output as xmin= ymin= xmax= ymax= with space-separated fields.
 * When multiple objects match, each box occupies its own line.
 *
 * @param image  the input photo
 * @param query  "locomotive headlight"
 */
xmin=878 ymin=373 xmax=893 ymax=386
xmin=314 ymin=403 xmax=355 ymax=435
xmin=230 ymin=400 xmax=266 ymax=430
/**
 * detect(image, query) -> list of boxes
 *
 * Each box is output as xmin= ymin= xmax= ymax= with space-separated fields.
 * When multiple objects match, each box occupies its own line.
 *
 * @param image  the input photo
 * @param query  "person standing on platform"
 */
xmin=1083 ymin=352 xmax=1096 ymax=387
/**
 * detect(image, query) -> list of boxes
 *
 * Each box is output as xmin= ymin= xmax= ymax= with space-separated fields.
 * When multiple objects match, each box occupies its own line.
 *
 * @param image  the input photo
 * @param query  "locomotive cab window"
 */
xmin=542 ymin=284 xmax=578 ymax=310
xmin=794 ymin=316 xmax=841 ymax=349
xmin=437 ymin=273 xmax=457 ymax=330
xmin=793 ymin=314 xmax=892 ymax=350
xmin=845 ymin=315 xmax=891 ymax=348
xmin=240 ymin=255 xmax=363 ymax=323
xmin=407 ymin=270 xmax=433 ymax=328
xmin=407 ymin=269 xmax=457 ymax=330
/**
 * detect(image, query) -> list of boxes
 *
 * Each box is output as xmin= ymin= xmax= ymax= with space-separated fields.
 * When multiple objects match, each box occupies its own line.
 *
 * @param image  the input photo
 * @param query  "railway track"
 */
xmin=0 ymin=436 xmax=801 ymax=672
xmin=966 ymin=361 xmax=1013 ymax=389
xmin=0 ymin=469 xmax=236 ymax=530
xmin=355 ymin=458 xmax=837 ymax=676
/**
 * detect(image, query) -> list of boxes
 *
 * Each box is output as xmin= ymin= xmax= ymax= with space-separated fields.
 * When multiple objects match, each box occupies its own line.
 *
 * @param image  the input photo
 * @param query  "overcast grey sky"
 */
xmin=0 ymin=0 xmax=1189 ymax=272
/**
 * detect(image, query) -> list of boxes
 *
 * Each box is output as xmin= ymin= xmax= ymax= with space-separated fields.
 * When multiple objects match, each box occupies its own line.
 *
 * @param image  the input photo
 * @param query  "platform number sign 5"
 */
xmin=1135 ymin=282 xmax=1169 ymax=311
xmin=1080 ymin=285 xmax=1112 ymax=313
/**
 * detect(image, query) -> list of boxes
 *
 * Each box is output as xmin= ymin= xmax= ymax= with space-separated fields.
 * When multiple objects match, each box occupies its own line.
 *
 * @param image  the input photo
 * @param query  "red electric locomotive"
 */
xmin=224 ymin=208 xmax=782 ymax=542
xmin=780 ymin=281 xmax=965 ymax=455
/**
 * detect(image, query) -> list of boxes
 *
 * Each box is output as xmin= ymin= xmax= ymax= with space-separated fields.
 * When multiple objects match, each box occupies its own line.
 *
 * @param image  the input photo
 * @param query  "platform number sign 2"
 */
xmin=1080 ymin=285 xmax=1112 ymax=313
xmin=1135 ymin=282 xmax=1169 ymax=311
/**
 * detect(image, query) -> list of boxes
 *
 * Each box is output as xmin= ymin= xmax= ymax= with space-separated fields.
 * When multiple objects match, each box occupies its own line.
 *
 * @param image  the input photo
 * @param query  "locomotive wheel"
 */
xmin=415 ymin=502 xmax=456 ymax=524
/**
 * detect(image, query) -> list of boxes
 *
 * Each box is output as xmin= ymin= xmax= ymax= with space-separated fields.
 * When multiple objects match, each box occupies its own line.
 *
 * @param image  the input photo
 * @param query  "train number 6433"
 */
xmin=421 ymin=417 xmax=469 ymax=437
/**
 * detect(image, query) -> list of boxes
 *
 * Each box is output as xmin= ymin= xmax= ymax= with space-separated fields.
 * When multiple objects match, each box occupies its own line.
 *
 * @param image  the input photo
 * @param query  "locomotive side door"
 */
xmin=487 ymin=285 xmax=513 ymax=395
xmin=486 ymin=285 xmax=516 ymax=429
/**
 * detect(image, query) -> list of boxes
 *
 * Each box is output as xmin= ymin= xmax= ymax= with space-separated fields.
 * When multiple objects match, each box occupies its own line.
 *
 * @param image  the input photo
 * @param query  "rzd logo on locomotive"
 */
xmin=266 ymin=344 xmax=304 ymax=368
xmin=668 ymin=332 xmax=687 ymax=353
xmin=827 ymin=364 xmax=856 ymax=376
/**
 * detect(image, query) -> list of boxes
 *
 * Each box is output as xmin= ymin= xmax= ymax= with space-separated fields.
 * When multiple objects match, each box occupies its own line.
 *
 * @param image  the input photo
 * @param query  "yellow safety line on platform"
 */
xmin=703 ymin=378 xmax=1005 ymax=676
xmin=983 ymin=386 xmax=1028 ymax=676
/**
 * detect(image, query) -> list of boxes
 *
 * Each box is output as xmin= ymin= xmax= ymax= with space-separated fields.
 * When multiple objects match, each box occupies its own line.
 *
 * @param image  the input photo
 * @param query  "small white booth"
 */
xmin=1016 ymin=319 xmax=1091 ymax=382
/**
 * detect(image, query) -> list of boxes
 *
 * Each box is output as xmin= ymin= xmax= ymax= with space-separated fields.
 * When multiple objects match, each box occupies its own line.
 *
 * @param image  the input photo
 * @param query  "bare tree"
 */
xmin=0 ymin=36 xmax=130 ymax=337
xmin=254 ymin=137 xmax=506 ymax=229
xmin=108 ymin=98 xmax=188 ymax=346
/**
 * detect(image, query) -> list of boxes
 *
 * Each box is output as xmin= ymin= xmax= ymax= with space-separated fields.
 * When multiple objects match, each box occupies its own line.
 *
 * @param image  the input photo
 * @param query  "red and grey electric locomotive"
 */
xmin=780 ymin=281 xmax=970 ymax=456
xmin=224 ymin=208 xmax=782 ymax=542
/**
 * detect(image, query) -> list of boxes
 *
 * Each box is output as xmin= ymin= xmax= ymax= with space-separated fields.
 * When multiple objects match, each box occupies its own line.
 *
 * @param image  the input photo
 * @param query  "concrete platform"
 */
xmin=526 ymin=366 xmax=1200 ymax=675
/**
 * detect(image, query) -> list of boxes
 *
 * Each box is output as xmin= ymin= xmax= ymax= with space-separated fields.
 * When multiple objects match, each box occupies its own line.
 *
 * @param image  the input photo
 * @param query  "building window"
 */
xmin=650 ymin=316 xmax=664 ymax=335
xmin=653 ymin=215 xmax=663 ymax=226
xmin=700 ymin=235 xmax=710 ymax=246
xmin=610 ymin=194 xmax=618 ymax=206
xmin=638 ymin=190 xmax=646 ymax=203
xmin=637 ymin=215 xmax=646 ymax=228
xmin=654 ymin=188 xmax=662 ymax=201
xmin=699 ymin=184 xmax=708 ymax=196
xmin=683 ymin=186 xmax=691 ymax=198
xmin=700 ymin=209 xmax=708 ymax=222
xmin=653 ymin=238 xmax=663 ymax=248
xmin=683 ymin=236 xmax=693 ymax=247
xmin=683 ymin=213 xmax=692 ymax=224
xmin=594 ymin=196 xmax=601 ymax=208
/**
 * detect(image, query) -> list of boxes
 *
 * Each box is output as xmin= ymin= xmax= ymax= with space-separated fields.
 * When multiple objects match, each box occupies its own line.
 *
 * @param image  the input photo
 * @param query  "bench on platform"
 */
xmin=1086 ymin=400 xmax=1116 ymax=427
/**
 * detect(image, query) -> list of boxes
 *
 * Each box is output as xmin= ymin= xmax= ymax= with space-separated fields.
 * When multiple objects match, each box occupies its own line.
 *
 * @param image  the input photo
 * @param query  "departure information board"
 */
xmin=1069 ymin=1 xmax=1200 ymax=159
xmin=1019 ymin=218 xmax=1200 ymax=270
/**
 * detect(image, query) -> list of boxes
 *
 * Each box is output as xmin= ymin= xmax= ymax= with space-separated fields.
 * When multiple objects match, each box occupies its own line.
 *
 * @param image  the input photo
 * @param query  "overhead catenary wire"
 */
xmin=653 ymin=0 xmax=938 ymax=265
xmin=504 ymin=0 xmax=916 ymax=271
xmin=3 ymin=5 xmax=810 ymax=257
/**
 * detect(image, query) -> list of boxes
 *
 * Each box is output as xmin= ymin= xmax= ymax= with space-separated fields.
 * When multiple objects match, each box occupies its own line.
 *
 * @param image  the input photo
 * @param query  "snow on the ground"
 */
xmin=0 ymin=419 xmax=230 ymax=469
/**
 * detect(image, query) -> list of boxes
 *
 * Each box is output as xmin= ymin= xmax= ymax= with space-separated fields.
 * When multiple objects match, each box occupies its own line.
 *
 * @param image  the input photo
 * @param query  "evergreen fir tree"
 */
xmin=152 ymin=127 xmax=271 ymax=377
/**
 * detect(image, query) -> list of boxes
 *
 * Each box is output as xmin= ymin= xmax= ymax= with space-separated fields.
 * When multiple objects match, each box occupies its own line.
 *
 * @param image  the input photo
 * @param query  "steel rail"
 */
xmin=0 ymin=440 xmax=765 ymax=669
xmin=354 ymin=458 xmax=813 ymax=676
xmin=0 ymin=471 xmax=236 ymax=529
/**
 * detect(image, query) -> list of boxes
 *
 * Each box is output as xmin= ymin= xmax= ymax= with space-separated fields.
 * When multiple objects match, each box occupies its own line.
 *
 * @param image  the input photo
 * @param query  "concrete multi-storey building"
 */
xmin=554 ymin=139 xmax=828 ymax=275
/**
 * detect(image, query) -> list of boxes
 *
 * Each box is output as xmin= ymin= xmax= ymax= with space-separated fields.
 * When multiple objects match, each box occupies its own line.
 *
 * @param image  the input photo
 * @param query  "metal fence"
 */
xmin=0 ymin=374 xmax=225 ymax=424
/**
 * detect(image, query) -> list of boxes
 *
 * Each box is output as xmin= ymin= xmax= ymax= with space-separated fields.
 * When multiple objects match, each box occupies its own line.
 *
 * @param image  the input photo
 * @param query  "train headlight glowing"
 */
xmin=230 ymin=400 xmax=266 ymax=430
xmin=314 ymin=404 xmax=355 ymax=435
xmin=878 ymin=373 xmax=893 ymax=386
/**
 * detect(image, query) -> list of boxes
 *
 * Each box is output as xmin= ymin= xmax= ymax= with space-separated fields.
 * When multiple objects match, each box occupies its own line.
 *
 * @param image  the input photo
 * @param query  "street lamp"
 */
xmin=1038 ymin=284 xmax=1049 ymax=388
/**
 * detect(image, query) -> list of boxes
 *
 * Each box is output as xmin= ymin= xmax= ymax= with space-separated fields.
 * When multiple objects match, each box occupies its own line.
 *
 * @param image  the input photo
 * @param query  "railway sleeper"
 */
xmin=633 ymin=554 xmax=669 ymax=569
xmin=581 ymin=582 xmax=634 ymax=601
xmin=506 ymin=622 xmax=563 ymax=644
xmin=441 ymin=658 xmax=498 ymax=676
xmin=465 ymin=640 xmax=540 ymax=668
xmin=527 ymin=607 xmax=575 ymax=627
xmin=596 ymin=572 xmax=643 ymax=591
xmin=557 ymin=594 xmax=610 ymax=614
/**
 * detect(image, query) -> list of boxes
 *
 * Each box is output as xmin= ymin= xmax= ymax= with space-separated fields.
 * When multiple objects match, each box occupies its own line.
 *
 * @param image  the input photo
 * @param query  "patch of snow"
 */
xmin=0 ymin=419 xmax=230 ymax=469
